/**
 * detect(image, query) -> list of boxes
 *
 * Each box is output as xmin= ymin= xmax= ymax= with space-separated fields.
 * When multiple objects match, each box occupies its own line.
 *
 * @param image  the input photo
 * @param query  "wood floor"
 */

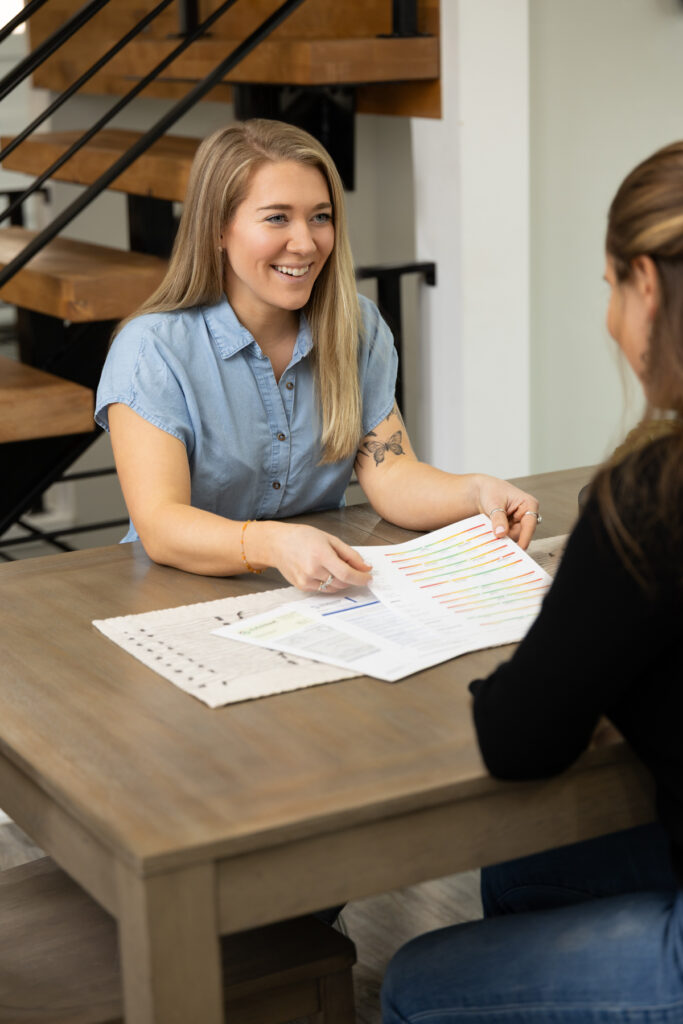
xmin=343 ymin=868 xmax=482 ymax=1022
xmin=0 ymin=819 xmax=481 ymax=1022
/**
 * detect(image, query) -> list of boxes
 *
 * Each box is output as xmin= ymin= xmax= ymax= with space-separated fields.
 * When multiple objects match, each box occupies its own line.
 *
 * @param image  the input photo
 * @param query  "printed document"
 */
xmin=216 ymin=515 xmax=554 ymax=682
xmin=93 ymin=588 xmax=358 ymax=707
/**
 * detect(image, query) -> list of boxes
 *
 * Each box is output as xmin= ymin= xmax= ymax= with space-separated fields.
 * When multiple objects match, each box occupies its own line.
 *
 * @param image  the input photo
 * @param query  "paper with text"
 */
xmin=93 ymin=588 xmax=358 ymax=707
xmin=217 ymin=518 xmax=557 ymax=682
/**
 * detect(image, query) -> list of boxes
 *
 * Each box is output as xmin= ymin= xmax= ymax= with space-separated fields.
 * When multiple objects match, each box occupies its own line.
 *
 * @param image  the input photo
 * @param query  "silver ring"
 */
xmin=523 ymin=511 xmax=543 ymax=524
xmin=318 ymin=573 xmax=334 ymax=592
xmin=487 ymin=507 xmax=506 ymax=517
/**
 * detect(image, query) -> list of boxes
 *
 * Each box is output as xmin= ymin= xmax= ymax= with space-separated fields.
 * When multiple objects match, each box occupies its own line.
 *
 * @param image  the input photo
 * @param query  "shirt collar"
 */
xmin=203 ymin=293 xmax=314 ymax=362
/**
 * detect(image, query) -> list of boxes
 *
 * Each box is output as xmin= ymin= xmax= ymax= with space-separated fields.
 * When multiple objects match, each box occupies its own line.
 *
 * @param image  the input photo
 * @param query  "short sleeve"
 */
xmin=95 ymin=317 xmax=194 ymax=450
xmin=357 ymin=295 xmax=398 ymax=436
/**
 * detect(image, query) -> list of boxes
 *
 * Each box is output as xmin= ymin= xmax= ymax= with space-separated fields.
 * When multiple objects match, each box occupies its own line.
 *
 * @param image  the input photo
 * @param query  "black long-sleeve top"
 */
xmin=470 ymin=441 xmax=683 ymax=877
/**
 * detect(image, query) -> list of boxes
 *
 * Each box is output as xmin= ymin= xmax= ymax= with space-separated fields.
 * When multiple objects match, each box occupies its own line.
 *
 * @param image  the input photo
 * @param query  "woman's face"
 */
xmin=220 ymin=160 xmax=334 ymax=324
xmin=604 ymin=254 xmax=655 ymax=384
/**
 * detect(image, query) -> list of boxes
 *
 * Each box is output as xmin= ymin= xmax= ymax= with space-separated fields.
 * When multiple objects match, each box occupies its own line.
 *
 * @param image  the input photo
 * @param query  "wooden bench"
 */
xmin=0 ymin=226 xmax=167 ymax=322
xmin=0 ymin=356 xmax=93 ymax=442
xmin=0 ymin=857 xmax=356 ymax=1023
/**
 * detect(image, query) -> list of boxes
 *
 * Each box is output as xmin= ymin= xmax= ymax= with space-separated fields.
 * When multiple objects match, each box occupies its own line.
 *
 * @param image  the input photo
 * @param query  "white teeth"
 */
xmin=274 ymin=265 xmax=310 ymax=277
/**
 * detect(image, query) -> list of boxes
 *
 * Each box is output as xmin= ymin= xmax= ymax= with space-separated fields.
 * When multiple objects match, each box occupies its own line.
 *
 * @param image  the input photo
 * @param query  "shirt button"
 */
xmin=277 ymin=432 xmax=286 ymax=442
xmin=272 ymin=481 xmax=281 ymax=490
xmin=285 ymin=381 xmax=294 ymax=390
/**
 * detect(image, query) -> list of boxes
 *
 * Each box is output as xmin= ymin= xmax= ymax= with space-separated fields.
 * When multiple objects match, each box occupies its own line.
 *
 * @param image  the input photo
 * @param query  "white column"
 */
xmin=411 ymin=0 xmax=530 ymax=478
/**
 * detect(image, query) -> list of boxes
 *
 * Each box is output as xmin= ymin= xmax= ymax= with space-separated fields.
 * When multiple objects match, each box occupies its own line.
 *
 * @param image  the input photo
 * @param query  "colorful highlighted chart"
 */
xmin=355 ymin=514 xmax=553 ymax=649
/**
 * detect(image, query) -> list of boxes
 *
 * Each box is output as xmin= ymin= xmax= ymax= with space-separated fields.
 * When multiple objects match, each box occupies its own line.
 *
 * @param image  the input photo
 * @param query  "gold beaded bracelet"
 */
xmin=240 ymin=519 xmax=263 ymax=574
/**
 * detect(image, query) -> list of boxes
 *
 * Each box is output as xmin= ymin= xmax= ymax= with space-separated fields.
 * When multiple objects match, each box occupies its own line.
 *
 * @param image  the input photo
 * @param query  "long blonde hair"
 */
xmin=128 ymin=119 xmax=362 ymax=462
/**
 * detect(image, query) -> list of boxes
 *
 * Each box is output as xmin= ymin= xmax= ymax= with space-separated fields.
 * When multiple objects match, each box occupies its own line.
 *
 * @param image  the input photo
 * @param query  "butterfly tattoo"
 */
xmin=361 ymin=430 xmax=405 ymax=466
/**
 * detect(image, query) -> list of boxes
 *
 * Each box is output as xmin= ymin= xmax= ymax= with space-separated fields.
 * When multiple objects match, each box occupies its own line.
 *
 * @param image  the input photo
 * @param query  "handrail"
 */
xmin=0 ymin=0 xmax=241 ymax=226
xmin=356 ymin=261 xmax=437 ymax=410
xmin=0 ymin=0 xmax=49 ymax=47
xmin=0 ymin=0 xmax=309 ymax=289
xmin=0 ymin=0 xmax=176 ymax=166
xmin=0 ymin=0 xmax=113 ymax=102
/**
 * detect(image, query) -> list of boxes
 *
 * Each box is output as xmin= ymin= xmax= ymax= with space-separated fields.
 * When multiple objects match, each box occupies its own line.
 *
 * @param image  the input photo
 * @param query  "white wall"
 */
xmin=411 ymin=0 xmax=531 ymax=478
xmin=410 ymin=0 xmax=683 ymax=479
xmin=529 ymin=0 xmax=683 ymax=471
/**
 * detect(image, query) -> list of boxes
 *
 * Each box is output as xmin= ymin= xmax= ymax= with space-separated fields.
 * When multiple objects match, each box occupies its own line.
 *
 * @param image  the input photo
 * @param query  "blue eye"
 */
xmin=266 ymin=214 xmax=287 ymax=224
xmin=312 ymin=212 xmax=332 ymax=224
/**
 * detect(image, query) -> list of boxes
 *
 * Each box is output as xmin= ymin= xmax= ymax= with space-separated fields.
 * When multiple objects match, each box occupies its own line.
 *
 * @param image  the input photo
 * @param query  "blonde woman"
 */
xmin=96 ymin=119 xmax=539 ymax=587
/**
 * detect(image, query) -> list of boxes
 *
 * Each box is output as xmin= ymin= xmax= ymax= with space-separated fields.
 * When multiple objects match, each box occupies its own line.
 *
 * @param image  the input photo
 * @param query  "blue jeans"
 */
xmin=382 ymin=824 xmax=683 ymax=1022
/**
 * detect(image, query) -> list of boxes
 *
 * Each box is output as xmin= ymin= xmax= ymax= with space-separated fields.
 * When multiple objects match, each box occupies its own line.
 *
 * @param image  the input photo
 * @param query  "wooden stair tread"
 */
xmin=28 ymin=1 xmax=441 ymax=116
xmin=0 ymin=226 xmax=167 ymax=322
xmin=1 ymin=130 xmax=200 ymax=202
xmin=0 ymin=857 xmax=356 ymax=1023
xmin=96 ymin=35 xmax=439 ymax=87
xmin=0 ymin=356 xmax=93 ymax=442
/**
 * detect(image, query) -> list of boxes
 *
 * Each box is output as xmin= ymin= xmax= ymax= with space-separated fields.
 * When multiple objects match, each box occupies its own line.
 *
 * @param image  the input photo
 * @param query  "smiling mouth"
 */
xmin=272 ymin=264 xmax=312 ymax=278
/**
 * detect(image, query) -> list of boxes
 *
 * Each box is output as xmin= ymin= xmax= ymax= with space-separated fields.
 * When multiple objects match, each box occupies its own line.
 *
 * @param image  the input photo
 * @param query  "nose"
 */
xmin=286 ymin=218 xmax=316 ymax=256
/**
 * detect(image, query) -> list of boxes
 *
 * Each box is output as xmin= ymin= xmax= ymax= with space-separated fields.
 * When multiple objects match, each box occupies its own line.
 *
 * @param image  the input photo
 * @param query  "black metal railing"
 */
xmin=0 ymin=514 xmax=130 ymax=559
xmin=0 ymin=0 xmax=113 ymax=101
xmin=0 ymin=0 xmax=177 ymax=167
xmin=0 ymin=0 xmax=309 ymax=288
xmin=0 ymin=0 xmax=425 ymax=282
xmin=0 ymin=0 xmax=237 ymax=229
xmin=356 ymin=261 xmax=436 ymax=410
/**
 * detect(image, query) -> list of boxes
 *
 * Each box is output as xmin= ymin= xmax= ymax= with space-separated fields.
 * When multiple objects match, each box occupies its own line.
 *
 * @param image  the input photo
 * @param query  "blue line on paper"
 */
xmin=322 ymin=600 xmax=381 ymax=617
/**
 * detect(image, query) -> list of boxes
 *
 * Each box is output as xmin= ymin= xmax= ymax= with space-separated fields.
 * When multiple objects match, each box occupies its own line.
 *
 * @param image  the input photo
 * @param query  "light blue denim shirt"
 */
xmin=95 ymin=293 xmax=397 ymax=541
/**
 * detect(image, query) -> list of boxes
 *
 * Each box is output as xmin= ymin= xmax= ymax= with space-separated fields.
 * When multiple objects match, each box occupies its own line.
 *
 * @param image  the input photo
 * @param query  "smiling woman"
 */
xmin=95 ymin=119 xmax=540 ymax=588
xmin=219 ymin=160 xmax=334 ymax=380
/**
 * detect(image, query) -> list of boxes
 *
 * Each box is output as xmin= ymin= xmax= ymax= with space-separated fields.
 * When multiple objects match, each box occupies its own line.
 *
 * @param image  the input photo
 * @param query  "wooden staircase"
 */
xmin=0 ymin=129 xmax=199 ymax=201
xmin=0 ymin=355 xmax=93 ymax=442
xmin=0 ymin=225 xmax=167 ymax=319
xmin=28 ymin=0 xmax=441 ymax=117
xmin=0 ymin=0 xmax=440 ymax=542
xmin=0 ymin=133 xmax=178 ymax=538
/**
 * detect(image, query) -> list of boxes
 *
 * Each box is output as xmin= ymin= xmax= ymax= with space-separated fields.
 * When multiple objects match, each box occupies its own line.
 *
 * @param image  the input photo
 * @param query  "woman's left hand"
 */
xmin=475 ymin=476 xmax=541 ymax=549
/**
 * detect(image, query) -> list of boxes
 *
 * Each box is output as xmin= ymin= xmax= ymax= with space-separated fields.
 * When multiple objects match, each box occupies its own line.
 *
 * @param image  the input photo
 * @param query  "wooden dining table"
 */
xmin=0 ymin=465 xmax=656 ymax=1023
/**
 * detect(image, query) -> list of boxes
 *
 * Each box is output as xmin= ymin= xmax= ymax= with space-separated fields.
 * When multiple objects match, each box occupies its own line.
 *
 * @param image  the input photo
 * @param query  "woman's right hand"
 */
xmin=252 ymin=522 xmax=373 ymax=592
xmin=108 ymin=404 xmax=373 ymax=584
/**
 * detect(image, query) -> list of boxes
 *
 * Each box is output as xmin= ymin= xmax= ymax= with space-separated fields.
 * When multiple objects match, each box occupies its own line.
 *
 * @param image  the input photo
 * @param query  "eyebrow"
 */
xmin=256 ymin=202 xmax=333 ymax=212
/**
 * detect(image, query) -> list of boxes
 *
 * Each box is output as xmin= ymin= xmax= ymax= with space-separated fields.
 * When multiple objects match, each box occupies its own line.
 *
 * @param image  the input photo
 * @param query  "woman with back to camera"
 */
xmin=381 ymin=141 xmax=683 ymax=1022
xmin=95 ymin=119 xmax=539 ymax=588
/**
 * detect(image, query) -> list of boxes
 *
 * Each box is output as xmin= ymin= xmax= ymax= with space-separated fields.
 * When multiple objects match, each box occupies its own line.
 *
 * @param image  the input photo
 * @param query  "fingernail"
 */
xmin=494 ymin=526 xmax=505 ymax=535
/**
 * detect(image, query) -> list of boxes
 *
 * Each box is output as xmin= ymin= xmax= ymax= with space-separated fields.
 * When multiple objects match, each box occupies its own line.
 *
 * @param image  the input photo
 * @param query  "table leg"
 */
xmin=116 ymin=860 xmax=224 ymax=1024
